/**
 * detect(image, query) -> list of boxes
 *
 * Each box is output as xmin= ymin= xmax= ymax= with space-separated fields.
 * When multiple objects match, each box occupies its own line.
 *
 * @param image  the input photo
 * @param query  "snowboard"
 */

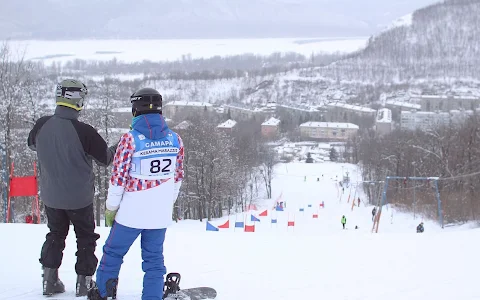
xmin=40 ymin=287 xmax=216 ymax=300
xmin=163 ymin=287 xmax=217 ymax=300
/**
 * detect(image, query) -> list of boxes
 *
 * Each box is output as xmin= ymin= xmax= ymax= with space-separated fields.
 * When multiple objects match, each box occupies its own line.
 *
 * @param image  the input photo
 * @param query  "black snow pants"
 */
xmin=39 ymin=203 xmax=100 ymax=276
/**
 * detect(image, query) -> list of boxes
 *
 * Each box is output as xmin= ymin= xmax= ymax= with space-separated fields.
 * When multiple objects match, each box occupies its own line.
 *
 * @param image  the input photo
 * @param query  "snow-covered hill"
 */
xmin=0 ymin=0 xmax=439 ymax=39
xmin=311 ymin=0 xmax=480 ymax=82
xmin=1 ymin=162 xmax=477 ymax=299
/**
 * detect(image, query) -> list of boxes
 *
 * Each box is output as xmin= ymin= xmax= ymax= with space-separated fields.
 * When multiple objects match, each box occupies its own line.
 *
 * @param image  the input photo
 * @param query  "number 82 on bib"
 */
xmin=140 ymin=157 xmax=174 ymax=178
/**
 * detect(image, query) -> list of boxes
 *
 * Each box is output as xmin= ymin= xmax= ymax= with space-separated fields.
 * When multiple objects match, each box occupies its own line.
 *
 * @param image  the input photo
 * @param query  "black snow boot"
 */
xmin=87 ymin=288 xmax=107 ymax=300
xmin=76 ymin=275 xmax=92 ymax=297
xmin=42 ymin=267 xmax=65 ymax=296
xmin=87 ymin=279 xmax=118 ymax=300
xmin=87 ymin=280 xmax=107 ymax=300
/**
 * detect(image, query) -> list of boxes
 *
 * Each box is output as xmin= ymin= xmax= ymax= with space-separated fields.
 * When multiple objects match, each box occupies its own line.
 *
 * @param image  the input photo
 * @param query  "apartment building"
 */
xmin=224 ymin=103 xmax=272 ymax=122
xmin=163 ymin=101 xmax=214 ymax=120
xmin=400 ymin=111 xmax=450 ymax=131
xmin=418 ymin=95 xmax=480 ymax=112
xmin=299 ymin=121 xmax=359 ymax=141
xmin=325 ymin=102 xmax=376 ymax=123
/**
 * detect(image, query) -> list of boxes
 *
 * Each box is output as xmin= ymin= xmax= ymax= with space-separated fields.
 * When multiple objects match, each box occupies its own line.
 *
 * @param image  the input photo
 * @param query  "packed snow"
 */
xmin=383 ymin=13 xmax=413 ymax=32
xmin=8 ymin=38 xmax=368 ymax=65
xmin=0 ymin=162 xmax=478 ymax=300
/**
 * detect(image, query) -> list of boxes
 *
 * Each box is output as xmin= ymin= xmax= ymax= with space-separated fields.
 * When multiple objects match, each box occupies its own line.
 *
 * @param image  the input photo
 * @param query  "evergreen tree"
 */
xmin=306 ymin=152 xmax=314 ymax=163
xmin=329 ymin=147 xmax=338 ymax=162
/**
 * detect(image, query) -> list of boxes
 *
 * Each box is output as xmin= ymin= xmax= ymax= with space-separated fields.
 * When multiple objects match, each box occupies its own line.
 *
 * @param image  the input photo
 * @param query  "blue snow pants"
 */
xmin=95 ymin=221 xmax=167 ymax=300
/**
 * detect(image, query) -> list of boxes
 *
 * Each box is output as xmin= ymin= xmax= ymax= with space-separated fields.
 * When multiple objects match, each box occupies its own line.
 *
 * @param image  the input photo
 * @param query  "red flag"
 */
xmin=218 ymin=220 xmax=229 ymax=229
xmin=259 ymin=210 xmax=268 ymax=217
xmin=244 ymin=225 xmax=255 ymax=232
xmin=287 ymin=221 xmax=295 ymax=227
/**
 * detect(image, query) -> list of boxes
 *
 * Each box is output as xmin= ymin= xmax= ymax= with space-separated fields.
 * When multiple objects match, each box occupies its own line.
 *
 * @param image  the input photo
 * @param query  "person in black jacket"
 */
xmin=27 ymin=79 xmax=118 ymax=297
xmin=417 ymin=222 xmax=424 ymax=233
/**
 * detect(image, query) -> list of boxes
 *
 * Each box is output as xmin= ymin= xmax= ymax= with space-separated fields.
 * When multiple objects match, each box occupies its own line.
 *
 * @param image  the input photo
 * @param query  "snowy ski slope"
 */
xmin=0 ymin=162 xmax=477 ymax=300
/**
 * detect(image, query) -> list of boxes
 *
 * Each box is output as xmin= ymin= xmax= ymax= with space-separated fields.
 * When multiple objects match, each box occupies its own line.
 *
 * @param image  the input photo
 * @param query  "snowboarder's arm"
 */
xmin=173 ymin=134 xmax=185 ymax=202
xmin=71 ymin=120 xmax=116 ymax=167
xmin=106 ymin=133 xmax=134 ymax=211
xmin=27 ymin=116 xmax=52 ymax=151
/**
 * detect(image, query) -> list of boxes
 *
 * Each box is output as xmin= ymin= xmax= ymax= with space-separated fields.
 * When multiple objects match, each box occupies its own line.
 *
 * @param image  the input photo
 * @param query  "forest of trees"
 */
xmin=56 ymin=51 xmax=343 ymax=81
xmin=309 ymin=0 xmax=480 ymax=82
xmin=172 ymin=114 xmax=277 ymax=222
xmin=342 ymin=114 xmax=480 ymax=225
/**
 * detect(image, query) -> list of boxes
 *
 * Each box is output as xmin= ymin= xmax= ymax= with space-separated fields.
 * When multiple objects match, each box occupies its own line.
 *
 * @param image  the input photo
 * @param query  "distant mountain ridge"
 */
xmin=0 ymin=0 xmax=439 ymax=40
xmin=309 ymin=0 xmax=480 ymax=82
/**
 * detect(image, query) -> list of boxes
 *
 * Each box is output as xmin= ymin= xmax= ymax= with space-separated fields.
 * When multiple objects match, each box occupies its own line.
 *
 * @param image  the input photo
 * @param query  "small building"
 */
xmin=299 ymin=121 xmax=359 ymax=141
xmin=261 ymin=117 xmax=281 ymax=138
xmin=217 ymin=119 xmax=237 ymax=134
xmin=375 ymin=108 xmax=392 ymax=136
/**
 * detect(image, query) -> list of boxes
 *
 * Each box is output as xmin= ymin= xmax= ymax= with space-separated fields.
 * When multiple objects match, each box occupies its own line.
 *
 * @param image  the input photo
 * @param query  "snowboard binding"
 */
xmin=163 ymin=273 xmax=181 ymax=299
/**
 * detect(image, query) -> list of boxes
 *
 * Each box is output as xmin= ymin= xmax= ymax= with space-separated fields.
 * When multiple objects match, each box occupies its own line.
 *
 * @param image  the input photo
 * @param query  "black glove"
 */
xmin=108 ymin=137 xmax=122 ymax=153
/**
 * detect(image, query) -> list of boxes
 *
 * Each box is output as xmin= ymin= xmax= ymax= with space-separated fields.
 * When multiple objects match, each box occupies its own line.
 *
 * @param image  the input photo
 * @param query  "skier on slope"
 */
xmin=27 ymin=79 xmax=118 ymax=296
xmin=341 ymin=215 xmax=347 ymax=229
xmin=417 ymin=222 xmax=424 ymax=233
xmin=87 ymin=88 xmax=185 ymax=300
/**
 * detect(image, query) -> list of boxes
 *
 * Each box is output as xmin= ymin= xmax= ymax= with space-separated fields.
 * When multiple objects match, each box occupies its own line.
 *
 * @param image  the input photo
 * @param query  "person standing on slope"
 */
xmin=87 ymin=88 xmax=184 ymax=300
xmin=341 ymin=215 xmax=347 ymax=229
xmin=27 ymin=79 xmax=118 ymax=297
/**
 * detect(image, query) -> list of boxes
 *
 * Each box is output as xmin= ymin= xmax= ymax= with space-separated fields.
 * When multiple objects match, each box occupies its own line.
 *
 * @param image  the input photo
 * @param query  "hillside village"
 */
xmin=110 ymin=89 xmax=480 ymax=141
xmin=2 ymin=0 xmax=480 ymax=226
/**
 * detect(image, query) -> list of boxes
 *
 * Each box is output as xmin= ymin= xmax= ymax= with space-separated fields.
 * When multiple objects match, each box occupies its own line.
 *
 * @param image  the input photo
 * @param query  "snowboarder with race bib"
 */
xmin=87 ymin=88 xmax=184 ymax=300
xmin=28 ymin=79 xmax=118 ymax=297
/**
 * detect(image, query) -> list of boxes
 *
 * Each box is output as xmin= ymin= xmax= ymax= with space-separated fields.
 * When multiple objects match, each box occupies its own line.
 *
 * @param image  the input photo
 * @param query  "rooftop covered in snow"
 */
xmin=111 ymin=107 xmax=132 ymax=113
xmin=217 ymin=119 xmax=237 ymax=129
xmin=326 ymin=102 xmax=376 ymax=113
xmin=262 ymin=117 xmax=281 ymax=126
xmin=164 ymin=101 xmax=213 ymax=107
xmin=277 ymin=103 xmax=319 ymax=112
xmin=376 ymin=108 xmax=392 ymax=123
xmin=385 ymin=100 xmax=421 ymax=109
xmin=300 ymin=122 xmax=359 ymax=129
xmin=173 ymin=120 xmax=192 ymax=130
xmin=224 ymin=103 xmax=266 ymax=112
